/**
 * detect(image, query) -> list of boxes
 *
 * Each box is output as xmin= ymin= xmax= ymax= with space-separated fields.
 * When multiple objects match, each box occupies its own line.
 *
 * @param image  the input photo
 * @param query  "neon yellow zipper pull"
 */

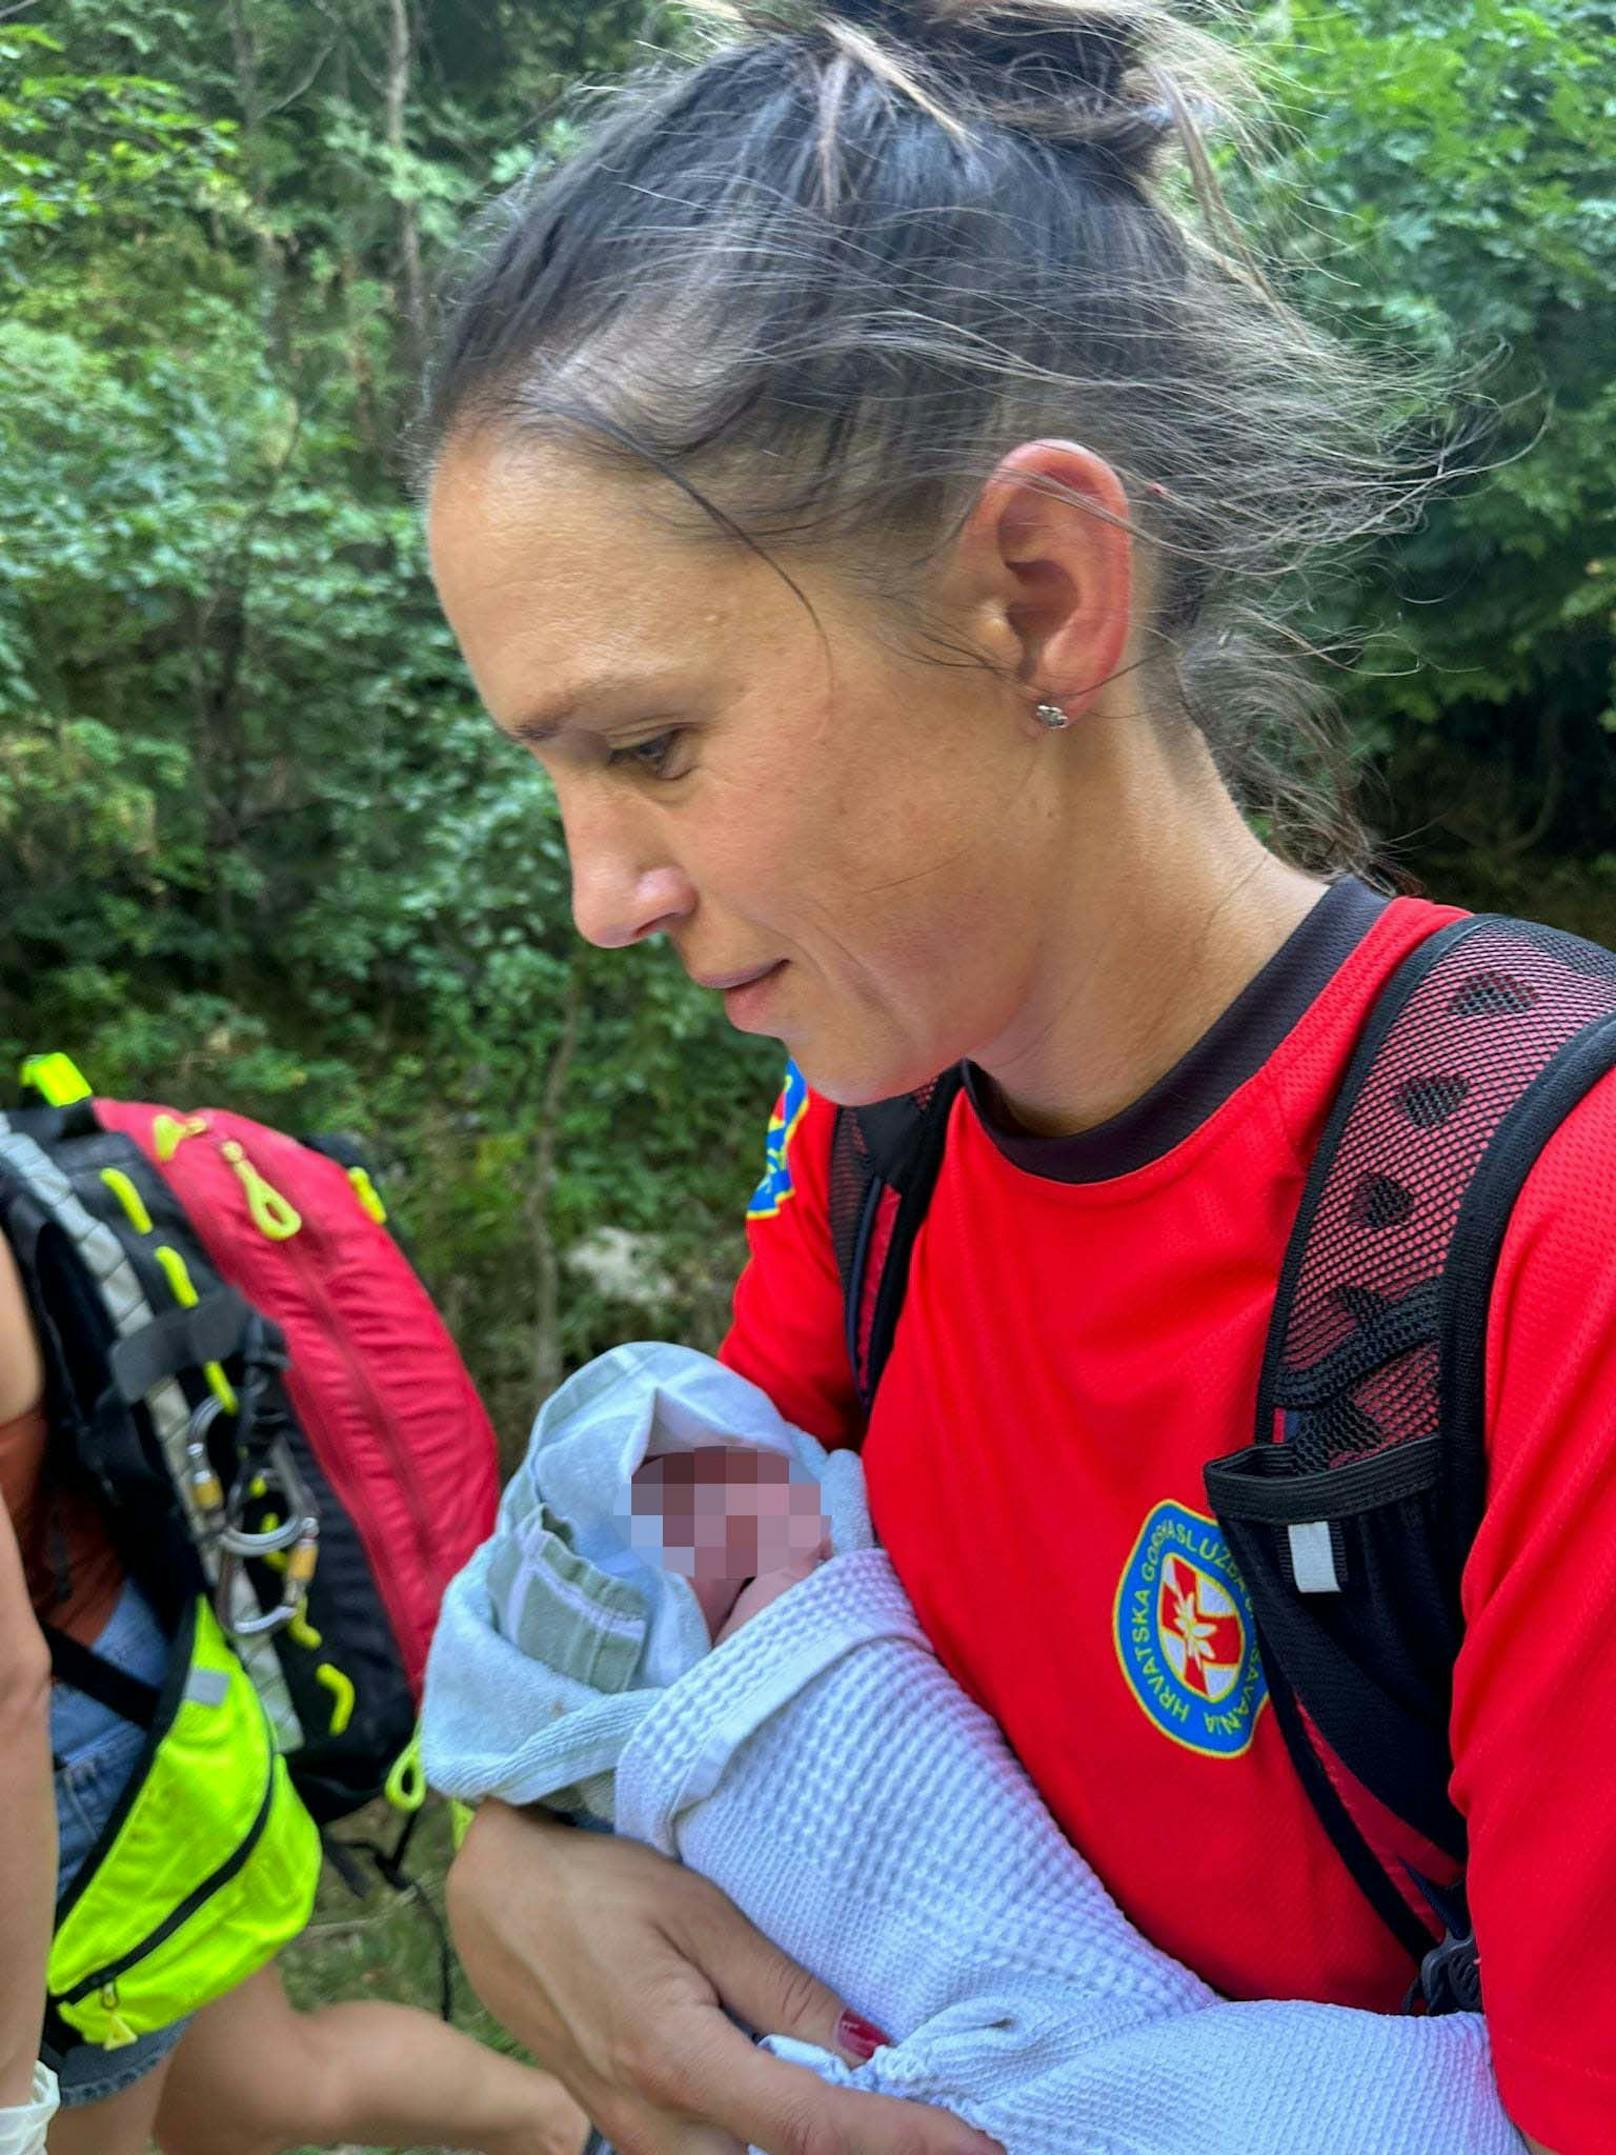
xmin=220 ymin=1139 xmax=302 ymax=1240
xmin=153 ymin=1111 xmax=208 ymax=1161
xmin=347 ymin=1164 xmax=387 ymax=1224
xmin=100 ymin=1983 xmax=138 ymax=2047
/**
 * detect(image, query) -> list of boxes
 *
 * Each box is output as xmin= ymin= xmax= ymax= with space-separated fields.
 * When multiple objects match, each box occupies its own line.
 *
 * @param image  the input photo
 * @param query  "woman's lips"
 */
xmin=721 ymin=961 xmax=785 ymax=1026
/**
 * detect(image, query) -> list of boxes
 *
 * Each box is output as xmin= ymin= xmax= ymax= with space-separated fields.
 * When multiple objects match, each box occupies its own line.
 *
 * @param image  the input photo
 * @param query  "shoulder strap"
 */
xmin=43 ymin=1624 xmax=160 ymax=1730
xmin=0 ymin=1104 xmax=306 ymax=1745
xmin=1207 ymin=914 xmax=1616 ymax=2003
xmin=830 ymin=1066 xmax=964 ymax=1415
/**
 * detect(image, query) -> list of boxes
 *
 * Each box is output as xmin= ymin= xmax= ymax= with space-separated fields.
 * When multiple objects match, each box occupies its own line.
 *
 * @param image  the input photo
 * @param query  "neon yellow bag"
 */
xmin=47 ymin=1598 xmax=320 ymax=2051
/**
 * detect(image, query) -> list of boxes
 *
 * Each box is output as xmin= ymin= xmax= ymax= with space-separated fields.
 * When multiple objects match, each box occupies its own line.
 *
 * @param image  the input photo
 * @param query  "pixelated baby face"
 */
xmin=624 ymin=1446 xmax=828 ymax=1585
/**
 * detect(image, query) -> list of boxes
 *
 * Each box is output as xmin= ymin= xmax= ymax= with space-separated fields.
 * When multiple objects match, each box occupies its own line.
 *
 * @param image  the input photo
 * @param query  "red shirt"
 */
xmin=720 ymin=880 xmax=1616 ymax=2155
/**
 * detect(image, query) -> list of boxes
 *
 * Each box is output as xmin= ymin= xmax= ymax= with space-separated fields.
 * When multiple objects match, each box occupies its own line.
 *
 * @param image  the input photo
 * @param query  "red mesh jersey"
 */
xmin=723 ymin=887 xmax=1616 ymax=2155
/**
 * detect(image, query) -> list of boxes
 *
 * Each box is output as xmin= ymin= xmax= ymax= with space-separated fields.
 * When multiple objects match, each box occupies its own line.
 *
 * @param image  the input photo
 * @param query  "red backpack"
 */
xmin=0 ymin=1059 xmax=499 ymax=1824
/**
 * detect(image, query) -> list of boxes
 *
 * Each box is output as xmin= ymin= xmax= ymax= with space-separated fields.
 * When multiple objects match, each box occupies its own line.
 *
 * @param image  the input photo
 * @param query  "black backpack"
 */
xmin=828 ymin=913 xmax=1616 ymax=2013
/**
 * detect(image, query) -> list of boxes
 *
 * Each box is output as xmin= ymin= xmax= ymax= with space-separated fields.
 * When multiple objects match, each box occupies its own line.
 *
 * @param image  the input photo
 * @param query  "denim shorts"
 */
xmin=50 ymin=1582 xmax=192 ymax=2107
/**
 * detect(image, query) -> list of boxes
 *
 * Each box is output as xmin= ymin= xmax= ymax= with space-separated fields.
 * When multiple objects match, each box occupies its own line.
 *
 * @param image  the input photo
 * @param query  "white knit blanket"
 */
xmin=613 ymin=1547 xmax=1519 ymax=2155
xmin=421 ymin=1346 xmax=1520 ymax=2154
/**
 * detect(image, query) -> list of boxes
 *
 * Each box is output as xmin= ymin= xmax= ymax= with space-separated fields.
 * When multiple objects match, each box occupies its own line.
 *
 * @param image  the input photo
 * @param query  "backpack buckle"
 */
xmin=1404 ymin=1869 xmax=1481 ymax=2014
xmin=1415 ymin=1923 xmax=1481 ymax=2015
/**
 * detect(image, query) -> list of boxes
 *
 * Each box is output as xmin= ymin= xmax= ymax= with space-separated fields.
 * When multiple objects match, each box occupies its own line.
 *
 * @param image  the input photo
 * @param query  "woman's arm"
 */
xmin=446 ymin=1801 xmax=1001 ymax=2155
xmin=0 ymin=1501 xmax=55 ymax=2106
xmin=1445 ymin=1076 xmax=1616 ymax=2155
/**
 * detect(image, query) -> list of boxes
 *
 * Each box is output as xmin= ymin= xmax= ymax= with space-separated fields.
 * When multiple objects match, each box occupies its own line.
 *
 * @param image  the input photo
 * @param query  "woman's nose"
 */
xmin=563 ymin=799 xmax=694 ymax=950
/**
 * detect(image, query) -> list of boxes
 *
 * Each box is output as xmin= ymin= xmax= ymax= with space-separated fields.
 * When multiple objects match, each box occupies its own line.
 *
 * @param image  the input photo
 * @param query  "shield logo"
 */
xmin=748 ymin=1060 xmax=809 ymax=1220
xmin=1114 ymin=1501 xmax=1268 ymax=1757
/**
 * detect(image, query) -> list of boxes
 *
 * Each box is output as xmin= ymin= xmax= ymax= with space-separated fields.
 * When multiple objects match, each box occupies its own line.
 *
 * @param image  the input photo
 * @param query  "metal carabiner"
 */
xmin=181 ymin=1395 xmax=230 ymax=1531
xmin=216 ymin=1518 xmax=319 ymax=1639
xmin=218 ymin=1432 xmax=312 ymax=1557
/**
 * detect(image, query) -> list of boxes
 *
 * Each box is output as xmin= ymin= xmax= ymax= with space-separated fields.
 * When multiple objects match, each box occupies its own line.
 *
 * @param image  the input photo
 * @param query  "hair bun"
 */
xmin=721 ymin=0 xmax=1221 ymax=171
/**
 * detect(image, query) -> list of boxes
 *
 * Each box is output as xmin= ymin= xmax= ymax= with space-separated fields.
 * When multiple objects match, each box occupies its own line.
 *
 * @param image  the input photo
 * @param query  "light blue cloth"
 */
xmin=423 ymin=1346 xmax=1521 ymax=2155
xmin=422 ymin=1341 xmax=871 ymax=1823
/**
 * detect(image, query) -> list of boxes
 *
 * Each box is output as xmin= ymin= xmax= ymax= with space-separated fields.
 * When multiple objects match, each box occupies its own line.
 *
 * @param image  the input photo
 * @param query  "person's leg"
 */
xmin=48 ymin=2046 xmax=175 ymax=2154
xmin=152 ymin=1960 xmax=589 ymax=2155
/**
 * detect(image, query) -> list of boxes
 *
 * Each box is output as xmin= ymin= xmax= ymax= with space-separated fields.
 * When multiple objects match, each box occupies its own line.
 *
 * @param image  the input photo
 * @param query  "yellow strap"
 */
xmin=220 ymin=1140 xmax=302 ymax=1240
xmin=347 ymin=1165 xmax=387 ymax=1224
xmin=449 ymin=1798 xmax=475 ymax=1851
xmin=314 ymin=1663 xmax=355 ymax=1736
xmin=385 ymin=1730 xmax=426 ymax=1813
xmin=153 ymin=1246 xmax=238 ymax=1416
xmin=153 ymin=1244 xmax=199 ymax=1310
xmin=19 ymin=1052 xmax=91 ymax=1106
xmin=99 ymin=1167 xmax=153 ymax=1236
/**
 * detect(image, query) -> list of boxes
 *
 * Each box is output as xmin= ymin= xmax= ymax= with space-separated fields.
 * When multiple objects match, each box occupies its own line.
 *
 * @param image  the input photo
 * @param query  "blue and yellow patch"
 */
xmin=1113 ymin=1500 xmax=1267 ymax=1758
xmin=747 ymin=1060 xmax=809 ymax=1220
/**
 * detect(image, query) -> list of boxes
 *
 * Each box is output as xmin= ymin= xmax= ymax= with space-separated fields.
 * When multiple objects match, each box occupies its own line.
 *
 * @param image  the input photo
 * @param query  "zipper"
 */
xmin=250 ymin=1146 xmax=438 ymax=1638
xmin=59 ymin=1763 xmax=276 ymax=2005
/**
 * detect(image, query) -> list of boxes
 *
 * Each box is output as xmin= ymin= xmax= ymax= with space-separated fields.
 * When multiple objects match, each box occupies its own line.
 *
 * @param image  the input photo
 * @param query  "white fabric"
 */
xmin=422 ymin=1344 xmax=871 ymax=1823
xmin=618 ymin=1550 xmax=1520 ymax=2155
xmin=0 ymin=2065 xmax=59 ymax=2155
xmin=423 ymin=1345 xmax=1521 ymax=2155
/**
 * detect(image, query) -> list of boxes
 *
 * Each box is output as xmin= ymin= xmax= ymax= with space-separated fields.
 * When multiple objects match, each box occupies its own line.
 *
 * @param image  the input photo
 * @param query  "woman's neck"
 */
xmin=975 ymin=765 xmax=1330 ymax=1141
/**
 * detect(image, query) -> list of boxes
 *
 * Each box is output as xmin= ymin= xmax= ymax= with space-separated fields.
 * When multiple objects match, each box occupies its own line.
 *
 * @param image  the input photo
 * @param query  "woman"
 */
xmin=0 ymin=1237 xmax=585 ymax=2153
xmin=423 ymin=3 xmax=1609 ymax=2151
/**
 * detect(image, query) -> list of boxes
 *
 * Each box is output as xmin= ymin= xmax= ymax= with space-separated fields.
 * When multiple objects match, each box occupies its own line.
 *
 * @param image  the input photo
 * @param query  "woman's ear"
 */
xmin=954 ymin=439 xmax=1135 ymax=722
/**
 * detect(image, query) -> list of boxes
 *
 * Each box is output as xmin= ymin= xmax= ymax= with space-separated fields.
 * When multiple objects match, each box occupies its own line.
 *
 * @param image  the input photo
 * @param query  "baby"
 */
xmin=423 ymin=1343 xmax=1519 ymax=2155
xmin=623 ymin=1443 xmax=831 ymax=1647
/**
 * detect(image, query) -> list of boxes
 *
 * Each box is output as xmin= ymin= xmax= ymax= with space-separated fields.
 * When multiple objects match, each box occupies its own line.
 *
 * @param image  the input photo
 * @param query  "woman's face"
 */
xmin=428 ymin=433 xmax=1125 ymax=1104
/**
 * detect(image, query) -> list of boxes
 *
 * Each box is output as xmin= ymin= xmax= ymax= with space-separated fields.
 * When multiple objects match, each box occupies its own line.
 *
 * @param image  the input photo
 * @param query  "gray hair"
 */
xmin=427 ymin=0 xmax=1468 ymax=871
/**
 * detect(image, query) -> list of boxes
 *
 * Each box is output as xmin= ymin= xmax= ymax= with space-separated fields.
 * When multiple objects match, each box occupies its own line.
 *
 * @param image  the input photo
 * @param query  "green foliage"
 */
xmin=0 ymin=0 xmax=773 ymax=1454
xmin=1233 ymin=0 xmax=1616 ymax=903
xmin=0 ymin=23 xmax=243 ymax=289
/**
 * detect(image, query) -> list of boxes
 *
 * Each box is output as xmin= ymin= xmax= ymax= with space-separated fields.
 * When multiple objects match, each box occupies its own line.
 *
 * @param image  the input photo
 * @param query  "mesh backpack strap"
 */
xmin=829 ymin=1067 xmax=964 ymax=1415
xmin=1206 ymin=914 xmax=1616 ymax=2002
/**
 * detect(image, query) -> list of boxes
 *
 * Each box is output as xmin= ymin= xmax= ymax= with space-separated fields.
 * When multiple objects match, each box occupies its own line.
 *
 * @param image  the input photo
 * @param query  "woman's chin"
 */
xmin=796 ymin=1046 xmax=951 ymax=1110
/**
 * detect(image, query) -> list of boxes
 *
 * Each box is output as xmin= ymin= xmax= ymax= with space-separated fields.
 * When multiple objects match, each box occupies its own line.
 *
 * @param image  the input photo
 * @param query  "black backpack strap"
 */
xmin=1207 ymin=914 xmax=1616 ymax=2006
xmin=43 ymin=1624 xmax=161 ymax=1730
xmin=829 ymin=1066 xmax=964 ymax=1414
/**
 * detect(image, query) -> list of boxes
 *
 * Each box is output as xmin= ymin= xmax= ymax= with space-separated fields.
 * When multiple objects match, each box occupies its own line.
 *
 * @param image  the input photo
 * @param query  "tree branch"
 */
xmin=263 ymin=41 xmax=336 ymax=120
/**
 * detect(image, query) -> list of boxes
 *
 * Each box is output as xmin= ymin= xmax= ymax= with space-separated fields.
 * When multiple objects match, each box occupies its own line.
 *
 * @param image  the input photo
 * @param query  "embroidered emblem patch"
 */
xmin=1113 ymin=1500 xmax=1267 ymax=1758
xmin=747 ymin=1060 xmax=809 ymax=1220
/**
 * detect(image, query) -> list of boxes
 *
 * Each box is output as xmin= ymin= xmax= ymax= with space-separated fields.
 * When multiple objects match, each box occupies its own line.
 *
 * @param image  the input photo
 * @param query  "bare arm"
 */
xmin=447 ymin=1800 xmax=1003 ymax=2155
xmin=0 ymin=1501 xmax=55 ymax=2105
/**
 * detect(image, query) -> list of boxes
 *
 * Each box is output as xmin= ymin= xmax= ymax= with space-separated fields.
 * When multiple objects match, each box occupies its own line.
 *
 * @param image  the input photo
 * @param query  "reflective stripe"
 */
xmin=1288 ymin=1520 xmax=1341 ymax=1594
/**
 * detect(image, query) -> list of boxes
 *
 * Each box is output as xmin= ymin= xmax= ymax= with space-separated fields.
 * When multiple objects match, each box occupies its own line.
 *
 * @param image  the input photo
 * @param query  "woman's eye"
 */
xmin=608 ymin=730 xmax=687 ymax=779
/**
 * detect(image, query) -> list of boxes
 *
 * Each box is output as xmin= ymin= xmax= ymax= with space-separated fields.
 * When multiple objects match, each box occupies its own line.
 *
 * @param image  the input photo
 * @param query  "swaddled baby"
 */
xmin=423 ymin=1344 xmax=1519 ymax=2155
xmin=624 ymin=1443 xmax=830 ymax=1647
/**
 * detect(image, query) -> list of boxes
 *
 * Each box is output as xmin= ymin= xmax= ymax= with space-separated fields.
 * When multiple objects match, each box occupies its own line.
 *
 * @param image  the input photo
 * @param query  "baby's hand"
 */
xmin=713 ymin=1531 xmax=833 ymax=1647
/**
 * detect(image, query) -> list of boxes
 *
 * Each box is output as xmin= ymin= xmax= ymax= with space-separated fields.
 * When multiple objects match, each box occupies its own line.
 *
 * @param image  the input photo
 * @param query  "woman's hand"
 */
xmin=447 ymin=1800 xmax=1003 ymax=2155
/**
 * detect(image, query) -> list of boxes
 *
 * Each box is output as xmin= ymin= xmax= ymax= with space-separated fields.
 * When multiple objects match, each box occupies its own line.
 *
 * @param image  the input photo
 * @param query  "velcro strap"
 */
xmin=108 ymin=1287 xmax=252 ymax=1404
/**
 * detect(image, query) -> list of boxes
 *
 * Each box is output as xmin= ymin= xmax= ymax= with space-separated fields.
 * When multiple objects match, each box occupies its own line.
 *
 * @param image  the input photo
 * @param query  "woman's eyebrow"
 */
xmin=506 ymin=674 xmax=682 ymax=746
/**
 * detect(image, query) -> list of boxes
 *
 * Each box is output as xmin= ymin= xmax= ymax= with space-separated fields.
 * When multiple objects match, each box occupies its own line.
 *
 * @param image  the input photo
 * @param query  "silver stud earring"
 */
xmin=1034 ymin=702 xmax=1071 ymax=731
